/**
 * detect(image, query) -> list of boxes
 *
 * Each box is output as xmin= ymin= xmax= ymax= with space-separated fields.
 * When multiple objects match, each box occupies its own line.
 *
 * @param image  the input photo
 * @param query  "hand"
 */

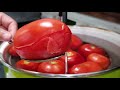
xmin=0 ymin=12 xmax=18 ymax=41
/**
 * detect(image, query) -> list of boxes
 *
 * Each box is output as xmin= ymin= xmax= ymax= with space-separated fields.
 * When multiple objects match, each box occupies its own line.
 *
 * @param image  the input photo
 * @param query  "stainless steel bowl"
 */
xmin=1 ymin=26 xmax=120 ymax=78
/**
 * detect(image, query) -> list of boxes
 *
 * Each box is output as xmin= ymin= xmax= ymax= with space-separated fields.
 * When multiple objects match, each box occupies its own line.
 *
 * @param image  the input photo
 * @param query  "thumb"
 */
xmin=0 ymin=27 xmax=12 ymax=41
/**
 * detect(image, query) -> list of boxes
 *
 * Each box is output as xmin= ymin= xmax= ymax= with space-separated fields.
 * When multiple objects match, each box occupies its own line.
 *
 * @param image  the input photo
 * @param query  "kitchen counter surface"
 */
xmin=81 ymin=12 xmax=120 ymax=24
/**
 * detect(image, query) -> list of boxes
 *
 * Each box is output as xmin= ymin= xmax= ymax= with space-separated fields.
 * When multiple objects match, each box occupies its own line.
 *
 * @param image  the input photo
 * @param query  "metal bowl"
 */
xmin=1 ymin=25 xmax=120 ymax=78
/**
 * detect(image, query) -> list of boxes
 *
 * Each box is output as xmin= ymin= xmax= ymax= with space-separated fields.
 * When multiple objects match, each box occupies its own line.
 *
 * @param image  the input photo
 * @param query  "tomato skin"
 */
xmin=69 ymin=61 xmax=103 ymax=74
xmin=59 ymin=49 xmax=86 ymax=68
xmin=37 ymin=60 xmax=65 ymax=74
xmin=87 ymin=53 xmax=110 ymax=69
xmin=13 ymin=18 xmax=71 ymax=60
xmin=82 ymin=61 xmax=103 ymax=72
xmin=68 ymin=64 xmax=88 ymax=74
xmin=70 ymin=34 xmax=83 ymax=51
xmin=9 ymin=45 xmax=19 ymax=57
xmin=78 ymin=44 xmax=106 ymax=58
xmin=15 ymin=60 xmax=39 ymax=71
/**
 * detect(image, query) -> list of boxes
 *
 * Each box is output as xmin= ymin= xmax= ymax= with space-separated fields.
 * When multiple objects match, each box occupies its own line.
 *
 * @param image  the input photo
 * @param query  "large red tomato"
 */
xmin=59 ymin=49 xmax=86 ymax=68
xmin=69 ymin=61 xmax=103 ymax=74
xmin=87 ymin=53 xmax=111 ymax=69
xmin=37 ymin=60 xmax=65 ymax=74
xmin=13 ymin=18 xmax=72 ymax=60
xmin=78 ymin=43 xmax=106 ymax=58
xmin=15 ymin=60 xmax=39 ymax=71
xmin=70 ymin=34 xmax=83 ymax=51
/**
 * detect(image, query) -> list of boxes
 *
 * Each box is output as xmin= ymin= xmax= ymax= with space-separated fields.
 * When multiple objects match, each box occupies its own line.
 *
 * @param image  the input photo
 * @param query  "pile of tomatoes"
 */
xmin=9 ymin=34 xmax=111 ymax=74
xmin=8 ymin=18 xmax=111 ymax=74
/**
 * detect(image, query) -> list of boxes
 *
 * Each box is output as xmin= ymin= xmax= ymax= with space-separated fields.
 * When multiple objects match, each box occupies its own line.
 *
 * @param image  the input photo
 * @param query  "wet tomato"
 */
xmin=37 ymin=60 xmax=65 ymax=74
xmin=70 ymin=34 xmax=83 ymax=51
xmin=68 ymin=63 xmax=88 ymax=74
xmin=9 ymin=45 xmax=19 ymax=57
xmin=78 ymin=43 xmax=106 ymax=58
xmin=59 ymin=49 xmax=86 ymax=68
xmin=87 ymin=53 xmax=110 ymax=69
xmin=69 ymin=61 xmax=103 ymax=74
xmin=13 ymin=18 xmax=71 ymax=60
xmin=16 ymin=60 xmax=39 ymax=71
xmin=81 ymin=61 xmax=103 ymax=72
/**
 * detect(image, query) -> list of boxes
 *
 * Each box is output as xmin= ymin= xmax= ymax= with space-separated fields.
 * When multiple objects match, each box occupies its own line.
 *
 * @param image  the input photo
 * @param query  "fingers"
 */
xmin=0 ymin=26 xmax=12 ymax=41
xmin=8 ymin=21 xmax=18 ymax=39
xmin=0 ymin=12 xmax=18 ymax=41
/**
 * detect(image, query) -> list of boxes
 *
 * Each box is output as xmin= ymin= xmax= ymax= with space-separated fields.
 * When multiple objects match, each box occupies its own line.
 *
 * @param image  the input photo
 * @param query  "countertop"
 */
xmin=80 ymin=12 xmax=120 ymax=24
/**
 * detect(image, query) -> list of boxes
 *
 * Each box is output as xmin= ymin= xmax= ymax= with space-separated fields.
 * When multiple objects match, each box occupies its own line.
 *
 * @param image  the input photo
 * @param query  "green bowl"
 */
xmin=3 ymin=66 xmax=120 ymax=78
xmin=1 ymin=26 xmax=120 ymax=78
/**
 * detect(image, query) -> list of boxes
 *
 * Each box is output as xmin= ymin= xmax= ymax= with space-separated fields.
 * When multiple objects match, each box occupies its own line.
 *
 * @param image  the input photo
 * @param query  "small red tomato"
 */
xmin=70 ymin=34 xmax=83 ymax=51
xmin=37 ymin=60 xmax=65 ymax=74
xmin=16 ymin=60 xmax=39 ymax=71
xmin=59 ymin=49 xmax=86 ymax=68
xmin=68 ymin=64 xmax=88 ymax=74
xmin=9 ymin=45 xmax=19 ymax=57
xmin=69 ymin=61 xmax=103 ymax=74
xmin=82 ymin=61 xmax=103 ymax=72
xmin=78 ymin=43 xmax=106 ymax=58
xmin=87 ymin=53 xmax=111 ymax=69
